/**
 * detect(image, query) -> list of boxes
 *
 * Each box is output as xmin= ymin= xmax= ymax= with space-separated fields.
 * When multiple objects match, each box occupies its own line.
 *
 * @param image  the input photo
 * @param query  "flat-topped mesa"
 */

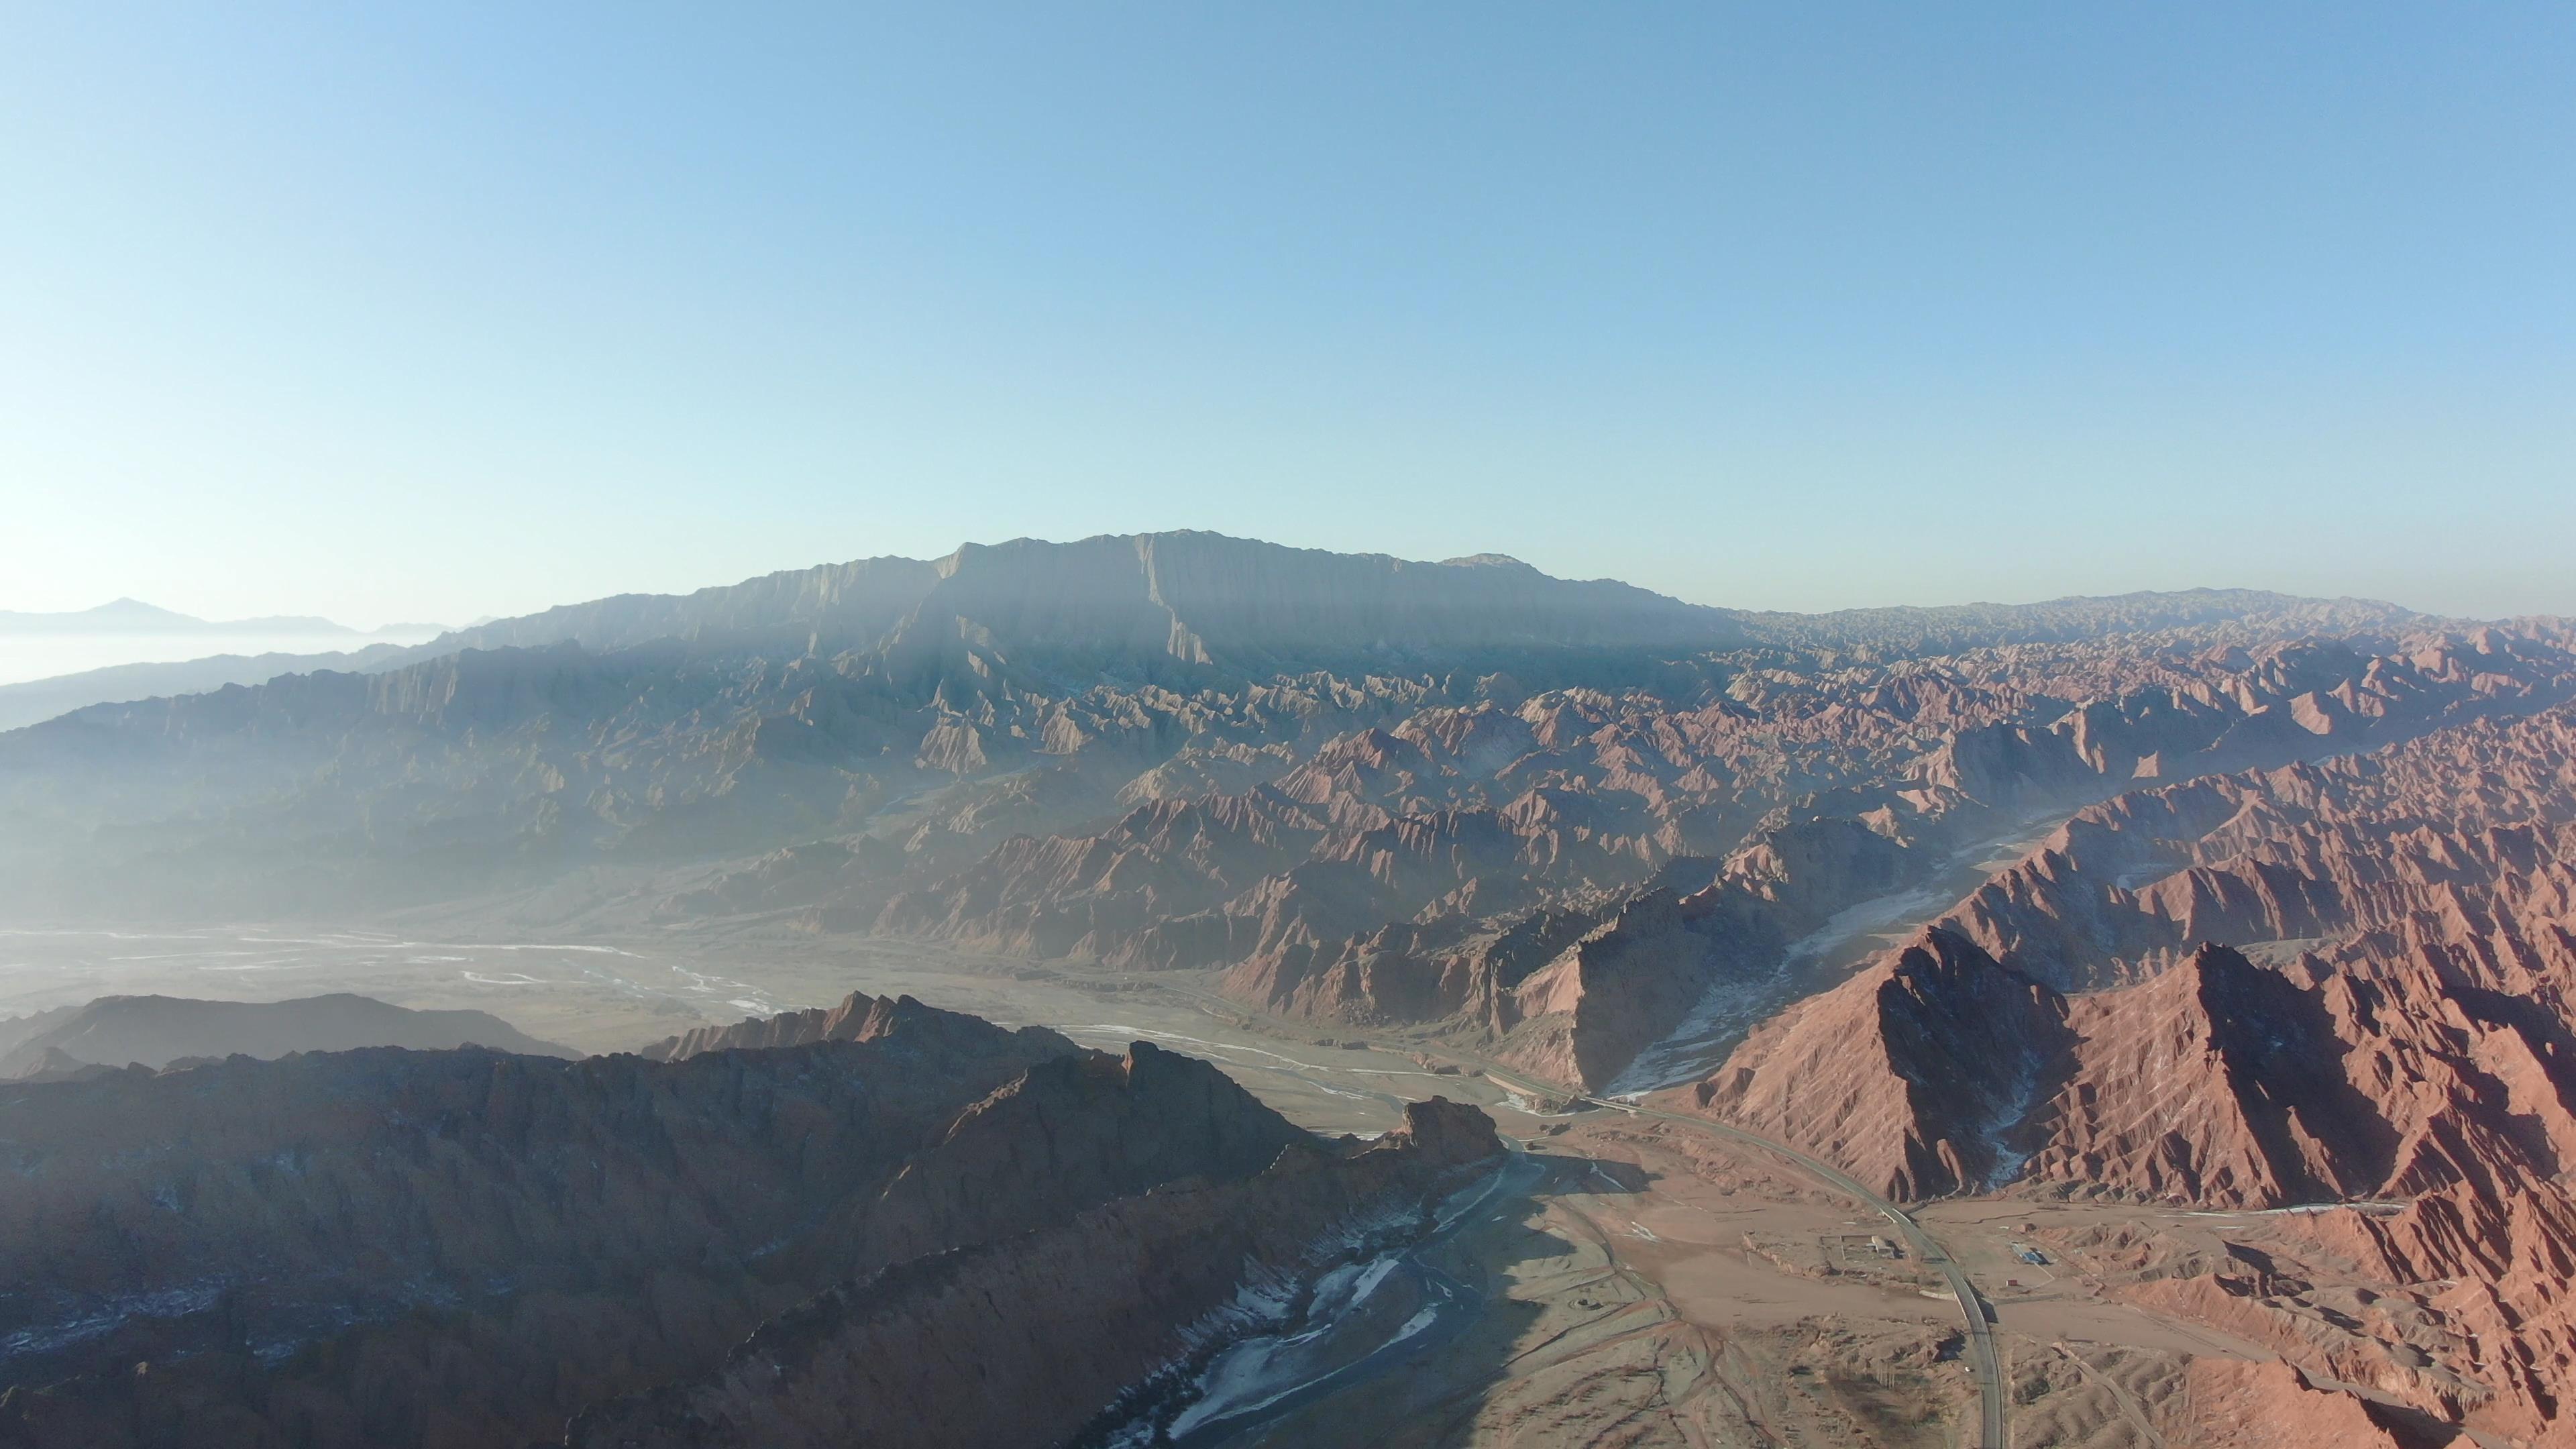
xmin=1685 ymin=925 xmax=2576 ymax=1212
xmin=640 ymin=990 xmax=1072 ymax=1063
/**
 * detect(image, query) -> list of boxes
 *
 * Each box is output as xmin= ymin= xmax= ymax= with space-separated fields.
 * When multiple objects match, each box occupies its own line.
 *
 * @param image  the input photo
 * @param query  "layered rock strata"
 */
xmin=1680 ymin=700 xmax=2576 ymax=1441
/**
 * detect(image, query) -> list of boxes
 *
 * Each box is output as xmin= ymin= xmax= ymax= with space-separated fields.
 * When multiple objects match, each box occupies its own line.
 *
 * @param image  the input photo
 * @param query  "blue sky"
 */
xmin=3 ymin=3 xmax=2569 ymax=626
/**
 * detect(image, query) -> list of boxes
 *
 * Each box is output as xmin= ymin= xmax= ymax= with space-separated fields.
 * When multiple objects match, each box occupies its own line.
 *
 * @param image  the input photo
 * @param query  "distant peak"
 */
xmin=92 ymin=598 xmax=190 ymax=616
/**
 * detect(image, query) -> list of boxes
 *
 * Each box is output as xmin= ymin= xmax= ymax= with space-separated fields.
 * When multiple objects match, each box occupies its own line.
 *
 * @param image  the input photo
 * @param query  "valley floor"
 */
xmin=1209 ymin=1112 xmax=2482 ymax=1449
xmin=0 ymin=920 xmax=2498 ymax=1446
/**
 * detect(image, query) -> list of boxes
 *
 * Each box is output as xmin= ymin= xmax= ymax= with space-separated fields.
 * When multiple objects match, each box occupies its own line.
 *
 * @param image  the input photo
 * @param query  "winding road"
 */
xmin=1132 ymin=971 xmax=2009 ymax=1448
xmin=1459 ymin=1051 xmax=2008 ymax=1449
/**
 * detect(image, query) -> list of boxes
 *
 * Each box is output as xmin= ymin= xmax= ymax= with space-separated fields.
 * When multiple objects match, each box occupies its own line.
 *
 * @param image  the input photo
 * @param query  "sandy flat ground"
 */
xmin=0 ymin=924 xmax=1502 ymax=1133
xmin=1212 ymin=1114 xmax=2323 ymax=1448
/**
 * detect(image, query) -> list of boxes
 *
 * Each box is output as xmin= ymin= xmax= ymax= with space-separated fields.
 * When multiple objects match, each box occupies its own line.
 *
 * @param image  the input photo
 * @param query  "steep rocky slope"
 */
xmin=1184 ymin=625 xmax=2574 ymax=1088
xmin=1680 ymin=699 xmax=2576 ymax=1442
xmin=427 ymin=531 xmax=1746 ymax=668
xmin=0 ymin=992 xmax=574 ymax=1077
xmin=1689 ymin=926 xmax=2071 ymax=1199
xmin=566 ymin=1097 xmax=1503 ymax=1449
xmin=0 ymin=645 xmax=411 ymax=733
xmin=637 ymin=987 xmax=1037 ymax=1062
xmin=1947 ymin=675 xmax=2576 ymax=990
xmin=1691 ymin=700 xmax=2576 ymax=1205
xmin=0 ymin=996 xmax=1459 ymax=1449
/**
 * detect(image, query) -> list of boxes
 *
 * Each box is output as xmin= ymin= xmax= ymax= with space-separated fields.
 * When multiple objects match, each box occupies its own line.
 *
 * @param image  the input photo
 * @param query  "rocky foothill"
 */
xmin=0 ymin=994 xmax=1501 ymax=1448
xmin=1682 ymin=698 xmax=2576 ymax=1442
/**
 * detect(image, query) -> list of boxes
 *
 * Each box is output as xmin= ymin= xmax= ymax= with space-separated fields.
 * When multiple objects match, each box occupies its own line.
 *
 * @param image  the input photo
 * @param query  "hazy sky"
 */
xmin=3 ymin=4 xmax=2569 ymax=627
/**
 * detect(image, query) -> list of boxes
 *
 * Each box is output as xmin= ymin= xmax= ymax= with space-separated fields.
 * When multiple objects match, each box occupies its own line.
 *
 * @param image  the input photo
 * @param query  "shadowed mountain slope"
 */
xmin=0 ymin=993 xmax=1495 ymax=1449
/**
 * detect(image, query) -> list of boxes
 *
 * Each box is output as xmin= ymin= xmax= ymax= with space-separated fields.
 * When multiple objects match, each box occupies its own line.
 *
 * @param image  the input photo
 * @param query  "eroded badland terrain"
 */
xmin=3 ymin=533 xmax=2573 ymax=1446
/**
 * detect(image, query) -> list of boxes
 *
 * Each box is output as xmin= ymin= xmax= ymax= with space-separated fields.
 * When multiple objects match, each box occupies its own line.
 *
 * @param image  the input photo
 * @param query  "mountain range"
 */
xmin=5 ymin=529 xmax=2576 ymax=1443
xmin=0 ymin=599 xmax=438 ymax=638
xmin=0 ymin=533 xmax=2426 ymax=729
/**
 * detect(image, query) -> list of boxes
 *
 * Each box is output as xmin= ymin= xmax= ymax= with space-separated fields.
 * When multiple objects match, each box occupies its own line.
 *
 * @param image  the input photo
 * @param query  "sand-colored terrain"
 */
xmin=0 ymin=925 xmax=1499 ymax=1133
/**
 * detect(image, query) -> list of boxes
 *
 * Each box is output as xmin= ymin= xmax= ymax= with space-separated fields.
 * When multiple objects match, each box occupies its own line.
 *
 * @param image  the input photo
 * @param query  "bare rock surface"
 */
xmin=0 ymin=996 xmax=1448 ymax=1449
xmin=564 ymin=1097 xmax=1503 ymax=1449
xmin=637 ymin=987 xmax=1061 ymax=1063
xmin=1690 ymin=925 xmax=2071 ymax=1199
xmin=1676 ymin=696 xmax=2576 ymax=1442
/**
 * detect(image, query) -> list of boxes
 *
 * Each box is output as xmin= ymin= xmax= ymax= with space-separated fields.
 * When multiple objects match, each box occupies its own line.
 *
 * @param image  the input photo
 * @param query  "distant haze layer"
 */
xmin=0 ymin=631 xmax=443 ymax=687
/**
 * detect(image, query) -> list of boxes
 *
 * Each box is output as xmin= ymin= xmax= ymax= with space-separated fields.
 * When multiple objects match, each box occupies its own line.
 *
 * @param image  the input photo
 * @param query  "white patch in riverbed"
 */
xmin=1164 ymin=1250 xmax=1409 ymax=1438
xmin=1605 ymin=812 xmax=2072 ymax=1099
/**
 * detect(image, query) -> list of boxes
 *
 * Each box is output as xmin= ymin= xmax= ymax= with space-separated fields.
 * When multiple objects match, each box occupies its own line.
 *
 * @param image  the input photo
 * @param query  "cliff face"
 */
xmin=1945 ymin=665 xmax=2576 ymax=989
xmin=564 ymin=1098 xmax=1504 ymax=1449
xmin=1490 ymin=888 xmax=1720 ymax=1088
xmin=1676 ymin=700 xmax=2576 ymax=1441
xmin=1692 ymin=927 xmax=2072 ymax=1198
xmin=1688 ymin=700 xmax=2576 ymax=1211
xmin=0 ymin=1000 xmax=1419 ymax=1449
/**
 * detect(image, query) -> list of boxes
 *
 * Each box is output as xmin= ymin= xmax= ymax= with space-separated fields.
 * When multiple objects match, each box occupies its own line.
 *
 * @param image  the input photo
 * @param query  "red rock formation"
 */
xmin=1692 ymin=927 xmax=2071 ymax=1198
xmin=1053 ymin=631 xmax=2567 ymax=1093
xmin=2169 ymin=1359 xmax=2408 ymax=1448
xmin=1690 ymin=926 xmax=2576 ymax=1213
xmin=2276 ymin=1179 xmax=2576 ymax=1442
xmin=1945 ymin=694 xmax=2576 ymax=990
xmin=1677 ymin=700 xmax=2576 ymax=1441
